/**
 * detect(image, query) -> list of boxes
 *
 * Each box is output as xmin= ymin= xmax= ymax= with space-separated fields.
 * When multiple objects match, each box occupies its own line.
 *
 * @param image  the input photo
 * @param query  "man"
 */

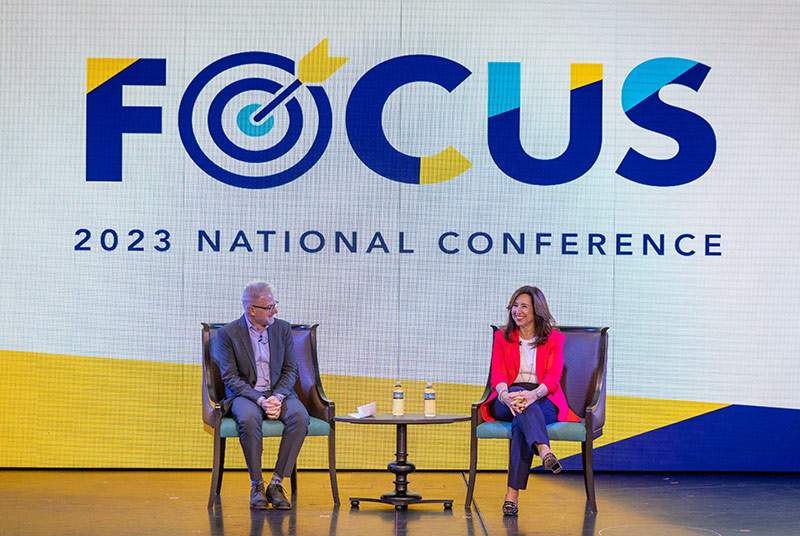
xmin=211 ymin=281 xmax=309 ymax=510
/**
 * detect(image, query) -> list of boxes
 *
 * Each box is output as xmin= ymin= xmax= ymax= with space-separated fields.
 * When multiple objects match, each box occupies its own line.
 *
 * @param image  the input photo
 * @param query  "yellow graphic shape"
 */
xmin=0 ymin=349 xmax=725 ymax=469
xmin=420 ymin=147 xmax=472 ymax=184
xmin=298 ymin=39 xmax=348 ymax=84
xmin=87 ymin=58 xmax=138 ymax=94
xmin=570 ymin=63 xmax=603 ymax=90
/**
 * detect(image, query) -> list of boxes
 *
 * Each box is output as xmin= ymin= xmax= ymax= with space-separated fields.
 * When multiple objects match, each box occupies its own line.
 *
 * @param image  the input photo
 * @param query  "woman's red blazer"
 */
xmin=480 ymin=328 xmax=580 ymax=423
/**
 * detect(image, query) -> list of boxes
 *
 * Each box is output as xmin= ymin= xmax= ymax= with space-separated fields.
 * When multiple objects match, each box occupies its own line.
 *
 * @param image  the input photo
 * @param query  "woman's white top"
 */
xmin=514 ymin=337 xmax=539 ymax=384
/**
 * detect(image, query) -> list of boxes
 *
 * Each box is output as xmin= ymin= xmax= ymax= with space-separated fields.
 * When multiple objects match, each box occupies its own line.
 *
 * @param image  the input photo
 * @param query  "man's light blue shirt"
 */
xmin=245 ymin=316 xmax=271 ymax=393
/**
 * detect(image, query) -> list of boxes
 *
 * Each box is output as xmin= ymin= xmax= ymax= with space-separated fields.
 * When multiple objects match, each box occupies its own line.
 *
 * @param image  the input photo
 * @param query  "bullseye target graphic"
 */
xmin=178 ymin=41 xmax=346 ymax=189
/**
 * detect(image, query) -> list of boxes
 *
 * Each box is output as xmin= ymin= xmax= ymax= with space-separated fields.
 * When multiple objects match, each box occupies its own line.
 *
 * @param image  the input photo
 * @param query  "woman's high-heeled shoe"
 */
xmin=542 ymin=452 xmax=563 ymax=474
xmin=502 ymin=500 xmax=519 ymax=516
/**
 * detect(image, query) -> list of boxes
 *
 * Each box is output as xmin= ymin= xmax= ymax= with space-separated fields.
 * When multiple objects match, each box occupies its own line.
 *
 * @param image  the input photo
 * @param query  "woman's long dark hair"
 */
xmin=503 ymin=286 xmax=556 ymax=346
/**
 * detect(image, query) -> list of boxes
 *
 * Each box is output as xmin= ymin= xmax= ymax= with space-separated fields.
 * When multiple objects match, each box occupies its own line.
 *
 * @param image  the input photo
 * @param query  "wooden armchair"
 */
xmin=201 ymin=323 xmax=339 ymax=508
xmin=465 ymin=326 xmax=609 ymax=512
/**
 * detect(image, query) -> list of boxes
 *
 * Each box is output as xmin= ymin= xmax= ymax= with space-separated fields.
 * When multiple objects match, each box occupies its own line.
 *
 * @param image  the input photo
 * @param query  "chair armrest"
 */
xmin=585 ymin=370 xmax=606 ymax=415
xmin=308 ymin=381 xmax=335 ymax=422
xmin=202 ymin=395 xmax=224 ymax=428
xmin=296 ymin=360 xmax=335 ymax=422
xmin=584 ymin=407 xmax=604 ymax=440
xmin=470 ymin=403 xmax=482 ymax=429
xmin=471 ymin=383 xmax=493 ymax=428
xmin=474 ymin=382 xmax=493 ymax=407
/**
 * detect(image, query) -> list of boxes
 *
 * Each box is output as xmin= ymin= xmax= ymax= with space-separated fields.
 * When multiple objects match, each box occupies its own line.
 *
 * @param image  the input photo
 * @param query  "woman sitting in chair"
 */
xmin=480 ymin=285 xmax=579 ymax=516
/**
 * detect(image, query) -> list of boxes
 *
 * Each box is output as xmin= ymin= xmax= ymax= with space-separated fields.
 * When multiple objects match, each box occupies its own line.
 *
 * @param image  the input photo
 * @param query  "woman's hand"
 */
xmin=508 ymin=390 xmax=538 ymax=412
xmin=498 ymin=390 xmax=520 ymax=416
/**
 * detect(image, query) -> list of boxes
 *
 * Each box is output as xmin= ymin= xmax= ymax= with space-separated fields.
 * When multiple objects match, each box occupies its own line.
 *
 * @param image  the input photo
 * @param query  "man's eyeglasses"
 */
xmin=251 ymin=302 xmax=278 ymax=312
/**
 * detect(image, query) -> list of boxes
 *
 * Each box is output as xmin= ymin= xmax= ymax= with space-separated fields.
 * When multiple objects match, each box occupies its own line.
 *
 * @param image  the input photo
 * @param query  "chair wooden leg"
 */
xmin=464 ymin=429 xmax=478 ymax=509
xmin=217 ymin=437 xmax=226 ymax=494
xmin=208 ymin=431 xmax=225 ymax=509
xmin=328 ymin=424 xmax=340 ymax=505
xmin=290 ymin=464 xmax=298 ymax=501
xmin=581 ymin=440 xmax=597 ymax=513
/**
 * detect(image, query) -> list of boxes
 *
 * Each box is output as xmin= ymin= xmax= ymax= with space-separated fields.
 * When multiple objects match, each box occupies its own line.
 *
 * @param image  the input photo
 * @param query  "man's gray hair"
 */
xmin=242 ymin=281 xmax=273 ymax=305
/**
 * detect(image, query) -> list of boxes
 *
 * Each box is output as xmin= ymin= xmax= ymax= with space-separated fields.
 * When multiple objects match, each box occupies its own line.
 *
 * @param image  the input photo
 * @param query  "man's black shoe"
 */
xmin=250 ymin=481 xmax=269 ymax=510
xmin=266 ymin=482 xmax=292 ymax=510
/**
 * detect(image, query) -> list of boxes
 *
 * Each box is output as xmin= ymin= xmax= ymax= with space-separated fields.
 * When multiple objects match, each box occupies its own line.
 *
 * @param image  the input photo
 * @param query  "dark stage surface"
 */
xmin=1 ymin=471 xmax=798 ymax=535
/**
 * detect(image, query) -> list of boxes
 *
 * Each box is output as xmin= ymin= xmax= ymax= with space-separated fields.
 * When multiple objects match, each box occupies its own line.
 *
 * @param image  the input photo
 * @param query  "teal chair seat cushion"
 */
xmin=219 ymin=416 xmax=331 ymax=438
xmin=476 ymin=420 xmax=586 ymax=442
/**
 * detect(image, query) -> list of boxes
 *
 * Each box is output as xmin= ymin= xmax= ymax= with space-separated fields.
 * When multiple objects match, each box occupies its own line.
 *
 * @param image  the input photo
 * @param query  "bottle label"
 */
xmin=424 ymin=393 xmax=436 ymax=400
xmin=393 ymin=392 xmax=404 ymax=399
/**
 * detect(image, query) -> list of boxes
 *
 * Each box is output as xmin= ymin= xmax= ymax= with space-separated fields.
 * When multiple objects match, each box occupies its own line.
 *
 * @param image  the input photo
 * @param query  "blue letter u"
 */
xmin=488 ymin=63 xmax=602 ymax=185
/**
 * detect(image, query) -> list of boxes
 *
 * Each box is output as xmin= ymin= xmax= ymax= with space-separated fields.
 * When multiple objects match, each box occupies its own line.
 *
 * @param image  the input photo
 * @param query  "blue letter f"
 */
xmin=86 ymin=58 xmax=165 ymax=181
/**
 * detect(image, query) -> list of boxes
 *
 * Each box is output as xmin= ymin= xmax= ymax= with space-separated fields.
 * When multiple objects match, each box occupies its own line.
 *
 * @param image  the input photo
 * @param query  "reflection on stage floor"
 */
xmin=1 ymin=470 xmax=798 ymax=535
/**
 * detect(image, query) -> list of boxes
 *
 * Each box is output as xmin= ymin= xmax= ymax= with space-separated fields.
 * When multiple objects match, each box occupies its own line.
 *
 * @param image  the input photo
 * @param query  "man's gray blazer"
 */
xmin=210 ymin=315 xmax=298 ymax=411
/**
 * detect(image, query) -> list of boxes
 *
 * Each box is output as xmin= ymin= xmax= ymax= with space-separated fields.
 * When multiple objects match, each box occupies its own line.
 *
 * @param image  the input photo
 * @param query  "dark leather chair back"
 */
xmin=559 ymin=327 xmax=609 ymax=433
xmin=287 ymin=325 xmax=329 ymax=420
xmin=202 ymin=323 xmax=226 ymax=428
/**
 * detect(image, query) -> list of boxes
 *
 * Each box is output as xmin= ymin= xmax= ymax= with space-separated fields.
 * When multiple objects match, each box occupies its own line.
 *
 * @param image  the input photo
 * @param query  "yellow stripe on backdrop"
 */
xmin=0 ymin=350 xmax=726 ymax=469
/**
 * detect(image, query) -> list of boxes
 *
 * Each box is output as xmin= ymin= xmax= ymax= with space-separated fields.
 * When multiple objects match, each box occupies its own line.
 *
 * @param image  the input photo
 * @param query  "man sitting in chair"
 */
xmin=211 ymin=281 xmax=309 ymax=510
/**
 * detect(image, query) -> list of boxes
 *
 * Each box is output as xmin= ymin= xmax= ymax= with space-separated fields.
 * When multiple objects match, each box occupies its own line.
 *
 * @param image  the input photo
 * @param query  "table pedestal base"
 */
xmin=349 ymin=497 xmax=453 ymax=511
xmin=348 ymin=423 xmax=454 ymax=511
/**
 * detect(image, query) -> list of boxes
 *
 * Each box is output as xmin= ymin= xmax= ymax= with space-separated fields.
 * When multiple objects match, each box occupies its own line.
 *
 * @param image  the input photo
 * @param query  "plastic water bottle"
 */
xmin=424 ymin=382 xmax=436 ymax=417
xmin=392 ymin=382 xmax=405 ymax=416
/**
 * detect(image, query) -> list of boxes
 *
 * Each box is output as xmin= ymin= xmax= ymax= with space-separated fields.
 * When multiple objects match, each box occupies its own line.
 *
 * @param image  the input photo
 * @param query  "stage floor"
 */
xmin=1 ymin=470 xmax=798 ymax=535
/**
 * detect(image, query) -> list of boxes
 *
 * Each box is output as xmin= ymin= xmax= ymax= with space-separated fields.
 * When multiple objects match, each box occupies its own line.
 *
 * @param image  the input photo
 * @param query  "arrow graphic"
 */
xmin=252 ymin=39 xmax=347 ymax=123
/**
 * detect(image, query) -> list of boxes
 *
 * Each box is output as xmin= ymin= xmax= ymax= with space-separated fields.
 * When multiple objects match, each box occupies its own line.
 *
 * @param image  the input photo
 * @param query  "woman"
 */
xmin=480 ymin=286 xmax=579 ymax=516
